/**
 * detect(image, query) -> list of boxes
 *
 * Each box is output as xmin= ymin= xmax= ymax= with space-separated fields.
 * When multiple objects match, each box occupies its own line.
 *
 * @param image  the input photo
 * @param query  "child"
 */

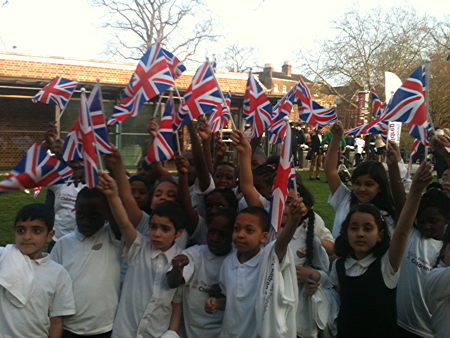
xmin=167 ymin=208 xmax=237 ymax=337
xmin=329 ymin=162 xmax=433 ymax=338
xmin=213 ymin=162 xmax=238 ymax=189
xmin=129 ymin=175 xmax=152 ymax=213
xmin=97 ymin=172 xmax=185 ymax=338
xmin=396 ymin=186 xmax=449 ymax=338
xmin=423 ymin=225 xmax=450 ymax=338
xmin=206 ymin=202 xmax=308 ymax=338
xmin=0 ymin=204 xmax=75 ymax=337
xmin=324 ymin=121 xmax=399 ymax=238
xmin=50 ymin=188 xmax=122 ymax=337
xmin=283 ymin=187 xmax=331 ymax=338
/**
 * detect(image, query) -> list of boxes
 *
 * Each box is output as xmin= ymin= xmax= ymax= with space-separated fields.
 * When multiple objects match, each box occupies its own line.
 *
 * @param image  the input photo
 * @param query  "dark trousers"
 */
xmin=63 ymin=330 xmax=112 ymax=338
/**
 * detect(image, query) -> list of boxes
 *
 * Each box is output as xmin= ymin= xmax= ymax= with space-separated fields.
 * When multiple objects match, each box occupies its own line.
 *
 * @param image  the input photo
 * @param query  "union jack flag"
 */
xmin=62 ymin=120 xmax=82 ymax=162
xmin=118 ymin=43 xmax=175 ymax=119
xmin=31 ymin=77 xmax=78 ymax=110
xmin=209 ymin=90 xmax=232 ymax=133
xmin=300 ymin=101 xmax=337 ymax=129
xmin=380 ymin=65 xmax=427 ymax=125
xmin=269 ymin=120 xmax=292 ymax=232
xmin=160 ymin=47 xmax=186 ymax=80
xmin=0 ymin=144 xmax=73 ymax=192
xmin=344 ymin=118 xmax=388 ymax=137
xmin=242 ymin=73 xmax=272 ymax=138
xmin=145 ymin=94 xmax=175 ymax=163
xmin=370 ymin=88 xmax=384 ymax=118
xmin=294 ymin=78 xmax=313 ymax=114
xmin=409 ymin=139 xmax=421 ymax=162
xmin=409 ymin=122 xmax=433 ymax=146
xmin=268 ymin=87 xmax=296 ymax=144
xmin=87 ymin=84 xmax=113 ymax=154
xmin=107 ymin=103 xmax=134 ymax=126
xmin=173 ymin=61 xmax=222 ymax=130
xmin=79 ymin=91 xmax=99 ymax=188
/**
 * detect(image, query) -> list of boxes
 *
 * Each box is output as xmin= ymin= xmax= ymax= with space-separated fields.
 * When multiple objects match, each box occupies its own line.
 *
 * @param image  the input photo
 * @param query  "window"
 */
xmin=273 ymin=84 xmax=279 ymax=93
xmin=282 ymin=85 xmax=287 ymax=93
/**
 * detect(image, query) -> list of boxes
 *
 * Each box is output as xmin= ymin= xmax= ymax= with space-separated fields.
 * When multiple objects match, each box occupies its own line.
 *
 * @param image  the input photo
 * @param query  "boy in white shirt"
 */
xmin=0 ymin=203 xmax=75 ymax=337
xmin=167 ymin=208 xmax=237 ymax=337
xmin=51 ymin=188 xmax=122 ymax=337
xmin=98 ymin=172 xmax=184 ymax=338
xmin=206 ymin=202 xmax=307 ymax=338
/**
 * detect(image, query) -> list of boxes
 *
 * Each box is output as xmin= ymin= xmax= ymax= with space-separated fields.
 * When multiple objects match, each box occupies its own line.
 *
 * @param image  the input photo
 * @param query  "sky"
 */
xmin=0 ymin=0 xmax=448 ymax=72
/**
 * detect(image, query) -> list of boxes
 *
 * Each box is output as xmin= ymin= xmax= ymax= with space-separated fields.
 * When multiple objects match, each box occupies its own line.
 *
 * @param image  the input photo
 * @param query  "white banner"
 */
xmin=388 ymin=122 xmax=402 ymax=144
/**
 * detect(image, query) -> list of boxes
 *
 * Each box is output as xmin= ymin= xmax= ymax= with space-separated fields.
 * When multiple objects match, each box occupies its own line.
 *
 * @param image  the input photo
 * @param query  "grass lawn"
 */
xmin=0 ymin=170 xmax=336 ymax=247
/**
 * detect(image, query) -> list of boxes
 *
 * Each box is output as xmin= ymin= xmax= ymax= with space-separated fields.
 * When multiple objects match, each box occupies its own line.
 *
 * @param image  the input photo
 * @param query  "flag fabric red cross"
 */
xmin=269 ymin=120 xmax=292 ymax=233
xmin=62 ymin=120 xmax=82 ymax=162
xmin=242 ymin=73 xmax=272 ymax=138
xmin=208 ymin=90 xmax=232 ymax=133
xmin=87 ymin=84 xmax=113 ymax=154
xmin=300 ymin=101 xmax=337 ymax=129
xmin=32 ymin=77 xmax=78 ymax=110
xmin=78 ymin=91 xmax=99 ymax=188
xmin=0 ymin=144 xmax=73 ymax=192
xmin=379 ymin=65 xmax=427 ymax=125
xmin=294 ymin=78 xmax=313 ymax=114
xmin=160 ymin=47 xmax=186 ymax=80
xmin=173 ymin=61 xmax=222 ymax=130
xmin=409 ymin=122 xmax=433 ymax=146
xmin=145 ymin=94 xmax=176 ymax=163
xmin=268 ymin=87 xmax=296 ymax=144
xmin=370 ymin=88 xmax=384 ymax=118
xmin=107 ymin=103 xmax=134 ymax=126
xmin=344 ymin=118 xmax=388 ymax=137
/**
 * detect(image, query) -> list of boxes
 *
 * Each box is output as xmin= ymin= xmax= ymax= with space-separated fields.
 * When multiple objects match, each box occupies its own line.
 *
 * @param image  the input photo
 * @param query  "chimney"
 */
xmin=262 ymin=63 xmax=273 ymax=90
xmin=282 ymin=61 xmax=292 ymax=76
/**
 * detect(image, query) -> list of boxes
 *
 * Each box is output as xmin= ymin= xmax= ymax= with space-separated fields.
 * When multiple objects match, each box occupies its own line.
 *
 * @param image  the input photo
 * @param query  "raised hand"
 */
xmin=386 ymin=140 xmax=401 ymax=165
xmin=97 ymin=171 xmax=119 ymax=197
xmin=231 ymin=130 xmax=251 ymax=154
xmin=171 ymin=254 xmax=189 ymax=272
xmin=197 ymin=116 xmax=212 ymax=141
xmin=174 ymin=154 xmax=189 ymax=175
xmin=330 ymin=121 xmax=344 ymax=137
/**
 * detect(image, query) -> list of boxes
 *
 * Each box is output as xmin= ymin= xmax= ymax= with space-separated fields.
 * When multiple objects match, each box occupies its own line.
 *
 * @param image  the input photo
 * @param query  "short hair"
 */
xmin=151 ymin=200 xmax=186 ymax=231
xmin=418 ymin=186 xmax=450 ymax=220
xmin=129 ymin=175 xmax=153 ymax=191
xmin=205 ymin=188 xmax=239 ymax=211
xmin=76 ymin=187 xmax=107 ymax=205
xmin=335 ymin=203 xmax=390 ymax=258
xmin=239 ymin=206 xmax=270 ymax=232
xmin=214 ymin=161 xmax=237 ymax=173
xmin=15 ymin=203 xmax=54 ymax=231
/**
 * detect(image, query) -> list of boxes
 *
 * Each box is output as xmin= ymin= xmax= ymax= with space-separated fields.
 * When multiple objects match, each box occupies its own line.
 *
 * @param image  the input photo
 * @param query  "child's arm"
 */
xmin=187 ymin=121 xmax=211 ymax=192
xmin=431 ymin=135 xmax=450 ymax=168
xmin=231 ymin=130 xmax=263 ymax=207
xmin=167 ymin=302 xmax=182 ymax=333
xmin=324 ymin=121 xmax=344 ymax=194
xmin=97 ymin=172 xmax=137 ymax=247
xmin=389 ymin=162 xmax=432 ymax=271
xmin=386 ymin=140 xmax=406 ymax=218
xmin=48 ymin=316 xmax=63 ymax=338
xmin=275 ymin=195 xmax=308 ymax=262
xmin=104 ymin=147 xmax=144 ymax=226
xmin=167 ymin=254 xmax=190 ymax=288
xmin=197 ymin=116 xmax=214 ymax=174
xmin=174 ymin=155 xmax=199 ymax=235
xmin=214 ymin=134 xmax=228 ymax=164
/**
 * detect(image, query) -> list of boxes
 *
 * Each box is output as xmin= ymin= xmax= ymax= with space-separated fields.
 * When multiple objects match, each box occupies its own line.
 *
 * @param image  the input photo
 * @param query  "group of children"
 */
xmin=1 ymin=118 xmax=449 ymax=338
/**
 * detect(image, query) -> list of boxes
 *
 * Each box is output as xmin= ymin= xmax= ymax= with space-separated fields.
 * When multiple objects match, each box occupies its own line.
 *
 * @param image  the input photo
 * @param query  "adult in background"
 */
xmin=308 ymin=129 xmax=323 ymax=180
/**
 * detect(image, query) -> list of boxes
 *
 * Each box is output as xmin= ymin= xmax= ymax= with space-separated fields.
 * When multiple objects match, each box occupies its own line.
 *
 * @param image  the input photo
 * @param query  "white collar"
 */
xmin=231 ymin=248 xmax=262 ymax=269
xmin=151 ymin=242 xmax=178 ymax=262
xmin=344 ymin=253 xmax=376 ymax=270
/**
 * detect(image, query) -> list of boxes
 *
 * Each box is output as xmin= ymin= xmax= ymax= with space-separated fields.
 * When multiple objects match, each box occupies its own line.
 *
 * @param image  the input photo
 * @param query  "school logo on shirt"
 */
xmin=92 ymin=241 xmax=103 ymax=250
xmin=296 ymin=248 xmax=306 ymax=259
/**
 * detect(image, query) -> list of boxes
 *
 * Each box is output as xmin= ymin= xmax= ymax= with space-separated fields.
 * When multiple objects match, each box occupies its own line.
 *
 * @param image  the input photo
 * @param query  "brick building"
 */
xmin=0 ymin=53 xmax=337 ymax=170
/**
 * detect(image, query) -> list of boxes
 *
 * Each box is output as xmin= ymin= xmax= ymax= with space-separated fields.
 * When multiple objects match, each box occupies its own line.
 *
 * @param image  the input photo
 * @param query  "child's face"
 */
xmin=251 ymin=154 xmax=266 ymax=170
xmin=253 ymin=175 xmax=271 ymax=200
xmin=213 ymin=165 xmax=236 ymax=189
xmin=150 ymin=181 xmax=177 ymax=209
xmin=76 ymin=197 xmax=107 ymax=237
xmin=131 ymin=181 xmax=149 ymax=210
xmin=205 ymin=192 xmax=230 ymax=220
xmin=207 ymin=215 xmax=233 ymax=256
xmin=14 ymin=219 xmax=53 ymax=259
xmin=417 ymin=206 xmax=447 ymax=239
xmin=347 ymin=212 xmax=382 ymax=260
xmin=232 ymin=213 xmax=268 ymax=255
xmin=440 ymin=169 xmax=450 ymax=198
xmin=149 ymin=215 xmax=182 ymax=251
xmin=352 ymin=174 xmax=381 ymax=203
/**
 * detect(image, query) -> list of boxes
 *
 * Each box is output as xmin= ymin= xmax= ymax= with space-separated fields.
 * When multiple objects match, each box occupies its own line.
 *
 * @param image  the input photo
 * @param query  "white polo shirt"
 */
xmin=396 ymin=228 xmax=443 ymax=338
xmin=112 ymin=233 xmax=182 ymax=338
xmin=219 ymin=243 xmax=274 ymax=338
xmin=424 ymin=262 xmax=450 ymax=338
xmin=0 ymin=250 xmax=75 ymax=338
xmin=181 ymin=245 xmax=228 ymax=338
xmin=50 ymin=224 xmax=121 ymax=335
xmin=48 ymin=183 xmax=85 ymax=241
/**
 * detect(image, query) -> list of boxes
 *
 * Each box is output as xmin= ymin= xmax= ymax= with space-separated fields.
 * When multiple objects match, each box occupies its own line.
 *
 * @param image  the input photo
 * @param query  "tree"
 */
xmin=92 ymin=0 xmax=218 ymax=61
xmin=299 ymin=7 xmax=449 ymax=116
xmin=220 ymin=44 xmax=258 ymax=72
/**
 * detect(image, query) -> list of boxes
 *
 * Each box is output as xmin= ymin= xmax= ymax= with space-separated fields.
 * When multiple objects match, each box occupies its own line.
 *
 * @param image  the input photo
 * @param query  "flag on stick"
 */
xmin=32 ymin=76 xmax=78 ymax=110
